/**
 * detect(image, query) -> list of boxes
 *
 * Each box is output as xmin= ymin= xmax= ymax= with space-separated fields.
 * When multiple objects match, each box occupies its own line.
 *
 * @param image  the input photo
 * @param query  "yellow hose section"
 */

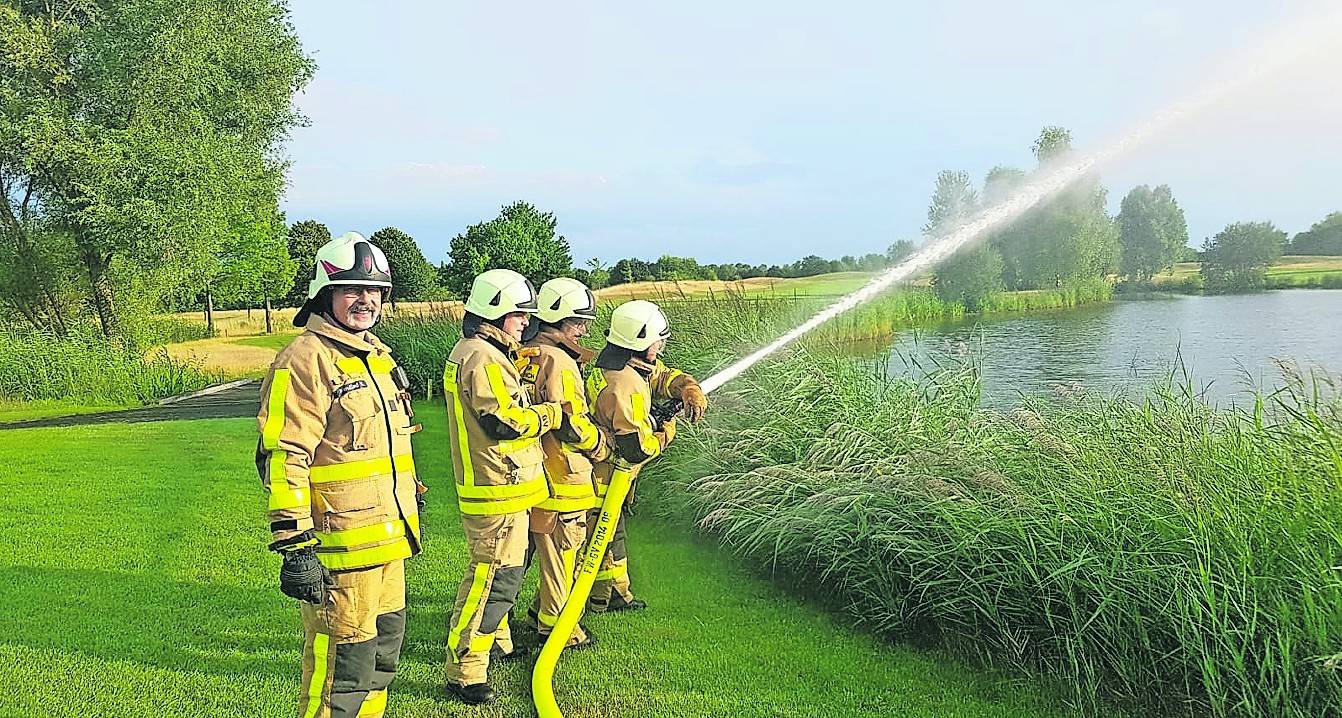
xmin=532 ymin=465 xmax=633 ymax=718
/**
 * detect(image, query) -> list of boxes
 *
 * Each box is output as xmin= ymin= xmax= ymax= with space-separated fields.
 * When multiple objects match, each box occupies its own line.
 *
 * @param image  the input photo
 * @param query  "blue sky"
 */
xmin=281 ymin=1 xmax=1342 ymax=266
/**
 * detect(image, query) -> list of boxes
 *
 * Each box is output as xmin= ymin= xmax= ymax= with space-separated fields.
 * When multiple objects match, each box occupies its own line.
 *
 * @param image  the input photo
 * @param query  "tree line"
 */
xmin=923 ymin=126 xmax=1341 ymax=305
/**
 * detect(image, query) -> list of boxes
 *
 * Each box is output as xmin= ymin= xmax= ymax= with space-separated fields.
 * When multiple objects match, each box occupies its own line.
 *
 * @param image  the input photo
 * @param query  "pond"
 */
xmin=886 ymin=289 xmax=1342 ymax=407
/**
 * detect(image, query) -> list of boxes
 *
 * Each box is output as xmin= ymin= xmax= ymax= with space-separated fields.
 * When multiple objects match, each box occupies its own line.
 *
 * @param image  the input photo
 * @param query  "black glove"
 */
xmin=555 ymin=411 xmax=583 ymax=444
xmin=279 ymin=547 xmax=333 ymax=605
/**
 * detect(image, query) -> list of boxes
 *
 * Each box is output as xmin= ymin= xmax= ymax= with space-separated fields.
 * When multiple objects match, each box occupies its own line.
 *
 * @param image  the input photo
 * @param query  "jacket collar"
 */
xmin=627 ymin=355 xmax=657 ymax=377
xmin=305 ymin=313 xmax=379 ymax=354
xmin=473 ymin=321 xmax=521 ymax=357
xmin=530 ymin=326 xmax=595 ymax=364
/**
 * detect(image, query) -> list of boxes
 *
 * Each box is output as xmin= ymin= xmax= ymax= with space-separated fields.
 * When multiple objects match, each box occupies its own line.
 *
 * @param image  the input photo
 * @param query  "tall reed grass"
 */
xmin=0 ymin=329 xmax=221 ymax=405
xmin=648 ymin=343 xmax=1342 ymax=717
xmin=980 ymin=278 xmax=1113 ymax=313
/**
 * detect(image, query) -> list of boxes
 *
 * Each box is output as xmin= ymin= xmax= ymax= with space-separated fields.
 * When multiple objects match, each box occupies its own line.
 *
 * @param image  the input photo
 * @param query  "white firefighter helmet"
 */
xmin=606 ymin=299 xmax=670 ymax=351
xmin=536 ymin=277 xmax=597 ymax=325
xmin=306 ymin=232 xmax=393 ymax=300
xmin=464 ymin=268 xmax=539 ymax=320
xmin=294 ymin=232 xmax=393 ymax=326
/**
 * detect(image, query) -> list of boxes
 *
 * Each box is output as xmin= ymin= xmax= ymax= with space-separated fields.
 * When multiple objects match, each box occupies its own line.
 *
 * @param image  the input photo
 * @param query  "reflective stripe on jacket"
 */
xmin=522 ymin=328 xmax=609 ymax=512
xmin=255 ymin=314 xmax=423 ymax=571
xmin=443 ymin=323 xmax=556 ymax=515
xmin=587 ymin=357 xmax=683 ymax=497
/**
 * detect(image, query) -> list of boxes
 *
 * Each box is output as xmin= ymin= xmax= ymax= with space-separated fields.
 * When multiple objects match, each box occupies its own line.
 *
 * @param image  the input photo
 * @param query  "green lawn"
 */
xmin=234 ymin=333 xmax=299 ymax=351
xmin=0 ymin=409 xmax=1082 ymax=717
xmin=0 ymin=397 xmax=133 ymax=423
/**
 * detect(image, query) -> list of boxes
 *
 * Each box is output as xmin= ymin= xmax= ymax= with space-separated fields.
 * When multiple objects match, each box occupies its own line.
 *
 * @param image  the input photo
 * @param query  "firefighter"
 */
xmin=518 ymin=277 xmax=608 ymax=649
xmin=256 ymin=231 xmax=425 ymax=718
xmin=586 ymin=299 xmax=708 ymax=613
xmin=441 ymin=269 xmax=566 ymax=705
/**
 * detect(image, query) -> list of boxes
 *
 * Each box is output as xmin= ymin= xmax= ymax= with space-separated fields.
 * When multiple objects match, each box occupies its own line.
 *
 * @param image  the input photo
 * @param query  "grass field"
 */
xmin=1155 ymin=255 xmax=1342 ymax=276
xmin=0 ymin=407 xmax=1082 ymax=718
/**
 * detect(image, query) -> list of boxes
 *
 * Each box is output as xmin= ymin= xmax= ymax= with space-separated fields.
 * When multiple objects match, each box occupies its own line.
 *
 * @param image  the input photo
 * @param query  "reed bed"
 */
xmin=650 ymin=345 xmax=1342 ymax=717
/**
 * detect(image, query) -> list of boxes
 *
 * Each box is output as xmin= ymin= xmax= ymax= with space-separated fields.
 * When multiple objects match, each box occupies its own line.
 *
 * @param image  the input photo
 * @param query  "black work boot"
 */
xmin=490 ymin=643 xmax=533 ymax=663
xmin=446 ymin=682 xmax=496 ymax=705
xmin=605 ymin=594 xmax=647 ymax=613
xmin=569 ymin=625 xmax=598 ymax=650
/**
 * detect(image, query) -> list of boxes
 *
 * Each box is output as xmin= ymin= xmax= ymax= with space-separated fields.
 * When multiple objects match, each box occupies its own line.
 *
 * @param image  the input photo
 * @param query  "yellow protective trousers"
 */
xmin=298 ymin=559 xmax=406 ymax=718
xmin=444 ymin=510 xmax=528 ymax=686
xmin=527 ymin=509 xmax=589 ymax=645
xmin=585 ymin=505 xmax=634 ymax=611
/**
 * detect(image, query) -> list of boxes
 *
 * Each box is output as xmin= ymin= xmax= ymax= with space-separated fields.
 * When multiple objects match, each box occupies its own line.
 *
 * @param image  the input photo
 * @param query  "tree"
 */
xmin=1032 ymin=126 xmax=1073 ymax=164
xmin=285 ymin=221 xmax=331 ymax=305
xmin=793 ymin=255 xmax=832 ymax=277
xmin=0 ymin=219 xmax=79 ymax=337
xmin=933 ymin=244 xmax=1004 ymax=311
xmin=1287 ymin=212 xmax=1342 ymax=255
xmin=886 ymin=239 xmax=916 ymax=266
xmin=442 ymin=201 xmax=573 ymax=298
xmin=1200 ymin=222 xmax=1286 ymax=293
xmin=654 ymin=255 xmax=701 ymax=281
xmin=609 ymin=258 xmax=652 ymax=286
xmin=370 ymin=227 xmax=437 ymax=301
xmin=982 ymin=166 xmax=1027 ymax=206
xmin=989 ymin=127 xmax=1118 ymax=289
xmin=584 ymin=257 xmax=611 ymax=289
xmin=211 ymin=205 xmax=293 ymax=334
xmin=0 ymin=0 xmax=314 ymax=340
xmin=858 ymin=253 xmax=886 ymax=271
xmin=924 ymin=170 xmax=979 ymax=237
xmin=1118 ymin=185 xmax=1188 ymax=281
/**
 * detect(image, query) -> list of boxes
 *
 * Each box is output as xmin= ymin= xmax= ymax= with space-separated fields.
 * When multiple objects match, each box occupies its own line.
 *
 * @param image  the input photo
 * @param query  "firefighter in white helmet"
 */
xmin=441 ymin=269 xmax=566 ymax=705
xmin=516 ymin=277 xmax=607 ymax=650
xmin=256 ymin=231 xmax=425 ymax=718
xmin=585 ymin=299 xmax=708 ymax=613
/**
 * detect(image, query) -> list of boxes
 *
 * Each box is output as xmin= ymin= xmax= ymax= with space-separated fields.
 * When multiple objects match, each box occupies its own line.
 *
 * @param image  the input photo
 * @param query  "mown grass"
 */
xmin=1144 ymin=256 xmax=1342 ymax=294
xmin=646 ymin=343 xmax=1342 ymax=718
xmin=0 ymin=409 xmax=1077 ymax=718
xmin=0 ymin=397 xmax=134 ymax=423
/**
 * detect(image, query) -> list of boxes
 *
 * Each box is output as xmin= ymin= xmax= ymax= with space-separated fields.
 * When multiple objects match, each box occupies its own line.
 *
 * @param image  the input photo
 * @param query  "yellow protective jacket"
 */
xmin=587 ymin=357 xmax=687 ymax=498
xmin=443 ymin=322 xmax=564 ymax=516
xmin=520 ymin=327 xmax=610 ymax=513
xmin=255 ymin=314 xmax=424 ymax=571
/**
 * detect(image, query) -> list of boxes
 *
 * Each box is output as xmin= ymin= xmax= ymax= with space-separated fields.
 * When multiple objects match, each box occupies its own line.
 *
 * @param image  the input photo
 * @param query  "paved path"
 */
xmin=1 ymin=379 xmax=259 ymax=430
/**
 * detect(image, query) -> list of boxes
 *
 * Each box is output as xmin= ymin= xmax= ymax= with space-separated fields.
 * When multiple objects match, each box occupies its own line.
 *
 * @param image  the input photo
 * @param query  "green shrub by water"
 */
xmin=0 ymin=329 xmax=220 ymax=405
xmin=648 ymin=344 xmax=1342 ymax=717
xmin=980 ymin=278 xmax=1113 ymax=313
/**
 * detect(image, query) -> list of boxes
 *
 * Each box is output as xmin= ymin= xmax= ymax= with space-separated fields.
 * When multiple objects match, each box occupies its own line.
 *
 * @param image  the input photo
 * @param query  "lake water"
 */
xmin=885 ymin=290 xmax=1342 ymax=407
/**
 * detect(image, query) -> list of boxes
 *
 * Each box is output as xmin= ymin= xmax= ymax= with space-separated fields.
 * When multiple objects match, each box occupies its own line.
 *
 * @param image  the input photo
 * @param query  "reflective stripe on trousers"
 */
xmin=297 ymin=559 xmax=406 ymax=718
xmin=445 ymin=510 xmax=529 ymax=686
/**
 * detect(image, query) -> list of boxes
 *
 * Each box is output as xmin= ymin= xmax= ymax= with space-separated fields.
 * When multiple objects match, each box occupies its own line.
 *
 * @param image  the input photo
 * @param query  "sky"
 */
xmin=281 ymin=1 xmax=1342 ymax=266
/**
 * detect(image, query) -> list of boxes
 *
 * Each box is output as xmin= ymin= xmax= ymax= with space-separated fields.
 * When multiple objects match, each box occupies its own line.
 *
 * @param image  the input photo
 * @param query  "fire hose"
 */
xmin=532 ymin=399 xmax=681 ymax=718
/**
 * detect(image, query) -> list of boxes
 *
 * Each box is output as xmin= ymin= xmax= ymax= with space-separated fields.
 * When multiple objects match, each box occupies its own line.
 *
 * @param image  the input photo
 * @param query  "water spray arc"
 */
xmin=532 ymin=7 xmax=1342 ymax=715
